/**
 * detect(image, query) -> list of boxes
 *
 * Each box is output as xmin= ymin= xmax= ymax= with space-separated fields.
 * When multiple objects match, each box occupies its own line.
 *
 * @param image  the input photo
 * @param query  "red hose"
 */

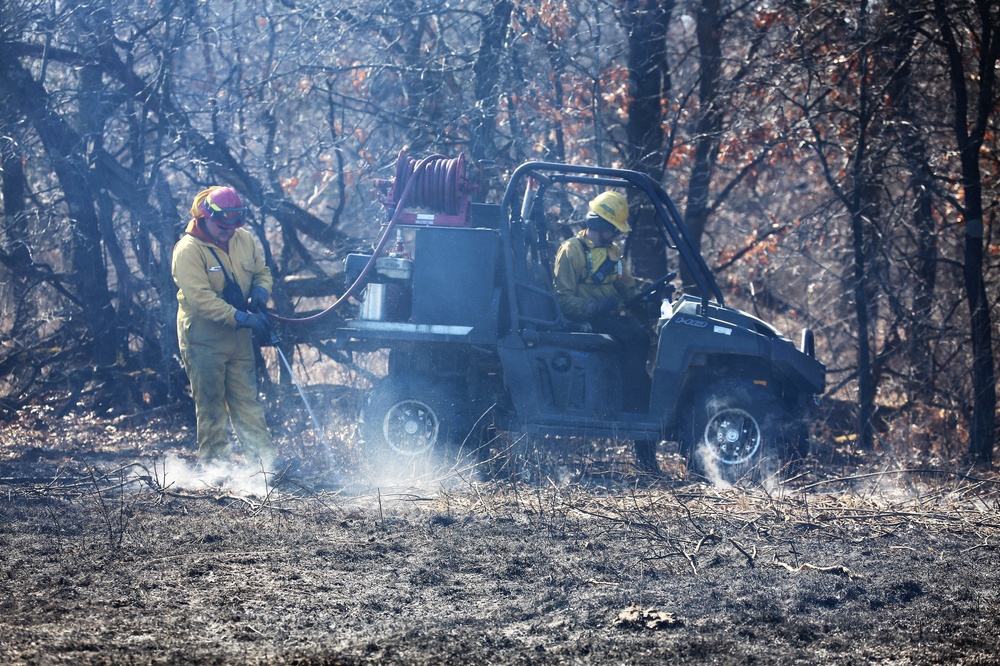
xmin=392 ymin=151 xmax=468 ymax=213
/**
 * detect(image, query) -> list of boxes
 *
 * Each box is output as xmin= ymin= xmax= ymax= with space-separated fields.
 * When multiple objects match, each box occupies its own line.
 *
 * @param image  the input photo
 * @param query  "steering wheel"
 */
xmin=629 ymin=271 xmax=677 ymax=305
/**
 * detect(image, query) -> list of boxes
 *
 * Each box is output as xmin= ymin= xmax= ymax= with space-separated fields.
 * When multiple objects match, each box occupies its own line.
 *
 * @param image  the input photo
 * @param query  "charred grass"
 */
xmin=1 ymin=407 xmax=999 ymax=665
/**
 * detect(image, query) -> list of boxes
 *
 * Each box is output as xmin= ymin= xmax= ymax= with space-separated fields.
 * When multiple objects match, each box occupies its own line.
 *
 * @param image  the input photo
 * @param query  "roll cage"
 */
xmin=497 ymin=162 xmax=725 ymax=333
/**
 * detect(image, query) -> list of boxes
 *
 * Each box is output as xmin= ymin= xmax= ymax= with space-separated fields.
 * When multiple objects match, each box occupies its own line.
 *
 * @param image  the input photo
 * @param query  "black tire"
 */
xmin=679 ymin=378 xmax=804 ymax=483
xmin=361 ymin=376 xmax=467 ymax=465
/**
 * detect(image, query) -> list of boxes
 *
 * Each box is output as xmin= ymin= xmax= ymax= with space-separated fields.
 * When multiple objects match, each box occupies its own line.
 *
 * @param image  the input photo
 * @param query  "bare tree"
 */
xmin=618 ymin=0 xmax=674 ymax=280
xmin=932 ymin=0 xmax=999 ymax=465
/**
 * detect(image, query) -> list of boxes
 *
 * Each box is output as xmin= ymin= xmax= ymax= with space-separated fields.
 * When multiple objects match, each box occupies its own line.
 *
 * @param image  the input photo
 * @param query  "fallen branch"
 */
xmin=585 ymin=578 xmax=621 ymax=587
xmin=772 ymin=555 xmax=853 ymax=578
xmin=962 ymin=539 xmax=998 ymax=554
xmin=730 ymin=538 xmax=756 ymax=566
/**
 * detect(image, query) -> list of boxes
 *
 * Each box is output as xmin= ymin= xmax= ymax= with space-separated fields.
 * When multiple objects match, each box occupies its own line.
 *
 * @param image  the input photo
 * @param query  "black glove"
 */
xmin=588 ymin=296 xmax=619 ymax=318
xmin=248 ymin=286 xmax=269 ymax=312
xmin=234 ymin=310 xmax=271 ymax=336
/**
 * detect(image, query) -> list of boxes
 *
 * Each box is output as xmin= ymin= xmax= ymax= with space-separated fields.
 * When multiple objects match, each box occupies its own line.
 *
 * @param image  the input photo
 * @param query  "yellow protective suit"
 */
xmin=553 ymin=230 xmax=638 ymax=322
xmin=553 ymin=229 xmax=650 ymax=408
xmin=172 ymin=221 xmax=275 ymax=466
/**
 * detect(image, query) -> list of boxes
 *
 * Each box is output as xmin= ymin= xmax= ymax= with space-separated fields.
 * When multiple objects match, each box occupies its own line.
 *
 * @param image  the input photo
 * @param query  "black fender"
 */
xmin=650 ymin=304 xmax=825 ymax=432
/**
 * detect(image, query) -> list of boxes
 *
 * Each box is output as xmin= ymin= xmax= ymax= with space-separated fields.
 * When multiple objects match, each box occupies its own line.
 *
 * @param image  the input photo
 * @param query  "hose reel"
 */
xmin=384 ymin=150 xmax=479 ymax=226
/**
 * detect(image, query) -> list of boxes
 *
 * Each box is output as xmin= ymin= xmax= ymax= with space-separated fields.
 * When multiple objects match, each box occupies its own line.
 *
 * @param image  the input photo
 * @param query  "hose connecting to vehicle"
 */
xmin=259 ymin=153 xmax=470 ymax=459
xmin=267 ymin=153 xmax=459 ymax=326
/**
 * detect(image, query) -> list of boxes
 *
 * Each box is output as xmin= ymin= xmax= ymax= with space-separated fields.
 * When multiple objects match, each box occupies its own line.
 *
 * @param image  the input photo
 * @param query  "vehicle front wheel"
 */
xmin=678 ymin=379 xmax=804 ymax=483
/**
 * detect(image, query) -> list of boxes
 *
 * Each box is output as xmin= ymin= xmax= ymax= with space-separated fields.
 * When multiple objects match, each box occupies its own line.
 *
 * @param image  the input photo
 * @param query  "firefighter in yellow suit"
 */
xmin=553 ymin=191 xmax=640 ymax=321
xmin=171 ymin=186 xmax=276 ymax=467
xmin=554 ymin=191 xmax=651 ymax=409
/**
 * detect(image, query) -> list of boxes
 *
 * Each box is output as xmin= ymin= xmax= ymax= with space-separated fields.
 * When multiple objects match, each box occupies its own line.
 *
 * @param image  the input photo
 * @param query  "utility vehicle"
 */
xmin=324 ymin=152 xmax=825 ymax=480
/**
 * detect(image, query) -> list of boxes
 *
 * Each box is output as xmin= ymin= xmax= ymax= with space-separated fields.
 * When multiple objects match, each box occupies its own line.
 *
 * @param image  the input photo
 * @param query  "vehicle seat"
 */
xmin=515 ymin=260 xmax=564 ymax=329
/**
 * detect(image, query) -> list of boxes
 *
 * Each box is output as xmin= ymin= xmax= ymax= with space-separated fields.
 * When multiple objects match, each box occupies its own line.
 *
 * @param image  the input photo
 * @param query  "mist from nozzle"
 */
xmin=159 ymin=453 xmax=271 ymax=497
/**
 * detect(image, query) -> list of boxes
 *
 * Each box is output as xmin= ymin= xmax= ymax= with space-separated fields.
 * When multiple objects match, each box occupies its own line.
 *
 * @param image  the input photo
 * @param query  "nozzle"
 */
xmin=261 ymin=310 xmax=281 ymax=346
xmin=389 ymin=228 xmax=409 ymax=259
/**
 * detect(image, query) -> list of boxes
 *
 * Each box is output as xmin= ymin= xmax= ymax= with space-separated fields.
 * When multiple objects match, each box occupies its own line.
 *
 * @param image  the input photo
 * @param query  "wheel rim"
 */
xmin=381 ymin=398 xmax=439 ymax=456
xmin=702 ymin=407 xmax=761 ymax=465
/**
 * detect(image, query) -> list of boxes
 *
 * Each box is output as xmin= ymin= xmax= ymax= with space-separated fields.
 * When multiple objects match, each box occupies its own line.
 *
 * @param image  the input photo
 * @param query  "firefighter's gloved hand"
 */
xmin=248 ymin=286 xmax=269 ymax=312
xmin=588 ymin=296 xmax=619 ymax=317
xmin=234 ymin=310 xmax=271 ymax=336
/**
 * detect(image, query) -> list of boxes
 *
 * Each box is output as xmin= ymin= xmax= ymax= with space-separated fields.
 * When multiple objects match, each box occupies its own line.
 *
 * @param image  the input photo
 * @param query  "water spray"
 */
xmin=267 ymin=325 xmax=332 ymax=457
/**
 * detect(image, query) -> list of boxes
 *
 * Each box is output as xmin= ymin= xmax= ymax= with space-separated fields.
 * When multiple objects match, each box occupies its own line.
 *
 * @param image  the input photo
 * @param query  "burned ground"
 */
xmin=1 ymin=403 xmax=999 ymax=665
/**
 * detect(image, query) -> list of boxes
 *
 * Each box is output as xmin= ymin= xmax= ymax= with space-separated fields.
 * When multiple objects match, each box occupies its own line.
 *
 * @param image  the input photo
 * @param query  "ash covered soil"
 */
xmin=2 ymin=403 xmax=999 ymax=665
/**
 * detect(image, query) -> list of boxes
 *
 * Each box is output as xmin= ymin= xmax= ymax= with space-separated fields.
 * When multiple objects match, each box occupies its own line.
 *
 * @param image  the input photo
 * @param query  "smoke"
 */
xmin=358 ymin=444 xmax=480 ymax=492
xmin=158 ymin=453 xmax=272 ymax=497
xmin=694 ymin=442 xmax=732 ymax=489
xmin=693 ymin=390 xmax=747 ymax=489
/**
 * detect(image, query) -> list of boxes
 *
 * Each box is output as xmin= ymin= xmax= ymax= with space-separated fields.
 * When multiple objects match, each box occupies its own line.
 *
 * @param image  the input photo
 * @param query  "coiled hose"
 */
xmin=268 ymin=152 xmax=464 ymax=326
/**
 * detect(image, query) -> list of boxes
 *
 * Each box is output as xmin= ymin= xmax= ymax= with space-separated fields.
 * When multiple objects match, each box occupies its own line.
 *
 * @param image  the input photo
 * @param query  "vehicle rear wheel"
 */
xmin=679 ymin=379 xmax=803 ymax=483
xmin=361 ymin=376 xmax=468 ymax=469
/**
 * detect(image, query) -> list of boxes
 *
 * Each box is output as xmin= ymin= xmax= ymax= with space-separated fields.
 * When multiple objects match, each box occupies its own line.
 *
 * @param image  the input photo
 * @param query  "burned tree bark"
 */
xmin=470 ymin=0 xmax=514 ymax=164
xmin=619 ymin=0 xmax=674 ymax=281
xmin=0 ymin=57 xmax=118 ymax=367
xmin=934 ymin=0 xmax=998 ymax=466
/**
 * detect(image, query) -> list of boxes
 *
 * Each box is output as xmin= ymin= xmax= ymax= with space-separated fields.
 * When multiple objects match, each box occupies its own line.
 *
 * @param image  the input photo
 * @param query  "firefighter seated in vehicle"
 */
xmin=553 ymin=191 xmax=652 ymax=408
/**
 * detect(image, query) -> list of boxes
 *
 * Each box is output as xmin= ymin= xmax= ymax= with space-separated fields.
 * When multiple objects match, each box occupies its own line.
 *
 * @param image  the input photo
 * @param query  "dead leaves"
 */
xmin=613 ymin=603 xmax=683 ymax=631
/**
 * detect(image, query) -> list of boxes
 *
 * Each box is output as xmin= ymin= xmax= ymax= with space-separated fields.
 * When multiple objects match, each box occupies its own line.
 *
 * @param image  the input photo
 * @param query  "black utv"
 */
xmin=331 ymin=154 xmax=825 ymax=481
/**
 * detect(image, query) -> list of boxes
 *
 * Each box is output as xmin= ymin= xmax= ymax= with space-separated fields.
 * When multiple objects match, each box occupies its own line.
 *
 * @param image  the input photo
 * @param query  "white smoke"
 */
xmin=356 ymin=440 xmax=483 ymax=493
xmin=691 ymin=385 xmax=792 ymax=492
xmin=695 ymin=442 xmax=733 ymax=489
xmin=693 ymin=390 xmax=741 ymax=489
xmin=158 ymin=453 xmax=272 ymax=497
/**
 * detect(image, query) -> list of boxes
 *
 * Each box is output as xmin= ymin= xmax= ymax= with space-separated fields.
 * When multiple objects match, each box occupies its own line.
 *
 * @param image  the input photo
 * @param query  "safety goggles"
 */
xmin=206 ymin=203 xmax=248 ymax=228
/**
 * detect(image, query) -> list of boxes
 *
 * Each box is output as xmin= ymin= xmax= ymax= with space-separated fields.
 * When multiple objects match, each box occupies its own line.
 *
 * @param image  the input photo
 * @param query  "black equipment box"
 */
xmin=411 ymin=227 xmax=499 ymax=327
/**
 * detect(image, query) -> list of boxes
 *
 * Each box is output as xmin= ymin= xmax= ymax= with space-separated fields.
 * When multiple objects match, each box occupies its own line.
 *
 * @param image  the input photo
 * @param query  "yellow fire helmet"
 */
xmin=588 ymin=191 xmax=630 ymax=233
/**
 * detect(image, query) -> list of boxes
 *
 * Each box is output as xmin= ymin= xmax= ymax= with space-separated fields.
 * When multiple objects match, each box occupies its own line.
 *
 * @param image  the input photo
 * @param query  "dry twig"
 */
xmin=772 ymin=555 xmax=853 ymax=578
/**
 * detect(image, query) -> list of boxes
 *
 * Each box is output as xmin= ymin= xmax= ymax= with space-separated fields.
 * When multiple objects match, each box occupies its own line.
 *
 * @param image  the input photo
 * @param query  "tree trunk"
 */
xmin=849 ymin=194 xmax=878 ymax=452
xmin=885 ymin=3 xmax=939 ymax=404
xmin=0 ymin=109 xmax=36 ymax=345
xmin=679 ymin=0 xmax=722 ymax=294
xmin=470 ymin=0 xmax=513 ymax=164
xmin=934 ymin=0 xmax=998 ymax=466
xmin=0 ymin=57 xmax=118 ymax=366
xmin=0 ymin=113 xmax=29 ymax=267
xmin=80 ymin=62 xmax=131 ymax=370
xmin=619 ymin=0 xmax=674 ymax=281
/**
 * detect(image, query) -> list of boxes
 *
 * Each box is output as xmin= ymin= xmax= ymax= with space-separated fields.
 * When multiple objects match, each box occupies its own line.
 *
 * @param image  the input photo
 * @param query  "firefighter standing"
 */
xmin=553 ymin=191 xmax=651 ymax=406
xmin=171 ymin=186 xmax=276 ymax=468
